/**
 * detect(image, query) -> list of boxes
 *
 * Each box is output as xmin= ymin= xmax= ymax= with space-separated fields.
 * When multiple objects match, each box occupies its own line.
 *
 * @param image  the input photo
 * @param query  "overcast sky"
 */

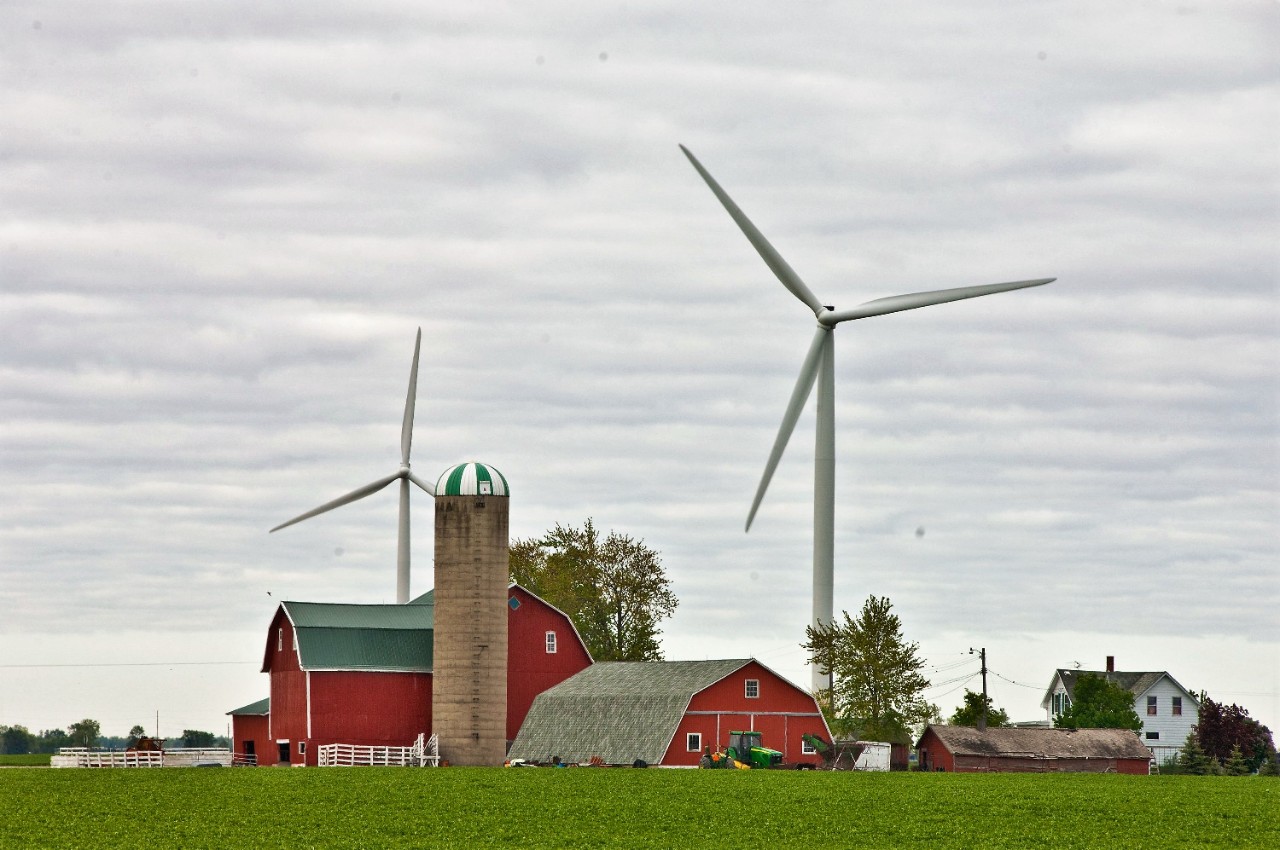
xmin=3 ymin=1 xmax=1277 ymax=741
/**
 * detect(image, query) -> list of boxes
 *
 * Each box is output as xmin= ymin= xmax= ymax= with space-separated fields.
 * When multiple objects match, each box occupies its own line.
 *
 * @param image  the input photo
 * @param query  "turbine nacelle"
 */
xmin=270 ymin=328 xmax=434 ymax=603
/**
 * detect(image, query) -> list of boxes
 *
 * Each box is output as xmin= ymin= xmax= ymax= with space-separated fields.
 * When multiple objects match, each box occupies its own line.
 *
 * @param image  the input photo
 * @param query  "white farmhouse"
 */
xmin=1042 ymin=656 xmax=1199 ymax=766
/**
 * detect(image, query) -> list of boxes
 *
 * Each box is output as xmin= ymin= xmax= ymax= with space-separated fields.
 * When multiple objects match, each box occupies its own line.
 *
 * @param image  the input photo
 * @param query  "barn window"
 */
xmin=686 ymin=733 xmax=701 ymax=752
xmin=508 ymin=596 xmax=521 ymax=611
xmin=298 ymin=742 xmax=306 ymax=756
xmin=745 ymin=679 xmax=760 ymax=699
xmin=801 ymin=738 xmax=816 ymax=755
xmin=1145 ymin=732 xmax=1160 ymax=740
xmin=277 ymin=628 xmax=283 ymax=652
xmin=1147 ymin=696 xmax=1158 ymax=716
xmin=1172 ymin=697 xmax=1182 ymax=716
xmin=545 ymin=631 xmax=557 ymax=654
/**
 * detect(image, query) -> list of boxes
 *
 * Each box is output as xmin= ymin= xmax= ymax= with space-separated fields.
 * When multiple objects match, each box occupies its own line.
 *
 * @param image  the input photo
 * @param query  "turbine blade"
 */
xmin=401 ymin=328 xmax=422 ymax=466
xmin=679 ymin=145 xmax=826 ymax=316
xmin=747 ymin=327 xmax=828 ymax=531
xmin=270 ymin=470 xmax=403 ymax=533
xmin=824 ymin=278 xmax=1055 ymax=324
xmin=407 ymin=471 xmax=436 ymax=496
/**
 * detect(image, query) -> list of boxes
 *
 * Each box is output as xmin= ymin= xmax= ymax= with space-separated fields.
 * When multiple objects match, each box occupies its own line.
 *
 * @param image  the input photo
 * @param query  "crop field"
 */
xmin=3 ymin=768 xmax=1276 ymax=849
xmin=0 ymin=753 xmax=50 ymax=767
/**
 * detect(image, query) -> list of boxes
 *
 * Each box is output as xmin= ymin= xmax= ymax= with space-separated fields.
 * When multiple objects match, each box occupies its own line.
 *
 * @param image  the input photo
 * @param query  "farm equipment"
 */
xmin=699 ymin=731 xmax=784 ymax=769
xmin=801 ymin=734 xmax=871 ymax=770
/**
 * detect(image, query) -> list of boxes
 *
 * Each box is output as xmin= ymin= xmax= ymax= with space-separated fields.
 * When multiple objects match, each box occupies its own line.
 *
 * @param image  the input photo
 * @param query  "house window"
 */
xmin=545 ymin=631 xmax=557 ymax=654
xmin=1147 ymin=696 xmax=1158 ymax=716
xmin=745 ymin=679 xmax=760 ymax=699
xmin=1145 ymin=732 xmax=1160 ymax=741
xmin=1173 ymin=697 xmax=1182 ymax=716
xmin=802 ymin=738 xmax=817 ymax=755
xmin=687 ymin=733 xmax=701 ymax=752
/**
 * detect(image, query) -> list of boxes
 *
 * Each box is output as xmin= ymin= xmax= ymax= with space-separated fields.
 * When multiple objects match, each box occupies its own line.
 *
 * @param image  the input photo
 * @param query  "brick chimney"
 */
xmin=1106 ymin=655 xmax=1115 ymax=673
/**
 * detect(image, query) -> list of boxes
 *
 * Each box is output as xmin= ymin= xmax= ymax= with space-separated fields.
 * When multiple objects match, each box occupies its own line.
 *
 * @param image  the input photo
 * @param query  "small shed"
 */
xmin=227 ymin=697 xmax=270 ymax=766
xmin=916 ymin=724 xmax=1152 ymax=774
xmin=508 ymin=658 xmax=830 ymax=767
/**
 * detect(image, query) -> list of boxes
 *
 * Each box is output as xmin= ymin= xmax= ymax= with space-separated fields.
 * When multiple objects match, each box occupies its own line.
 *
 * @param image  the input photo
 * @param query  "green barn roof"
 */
xmin=508 ymin=660 xmax=753 ymax=765
xmin=436 ymin=462 xmax=508 ymax=496
xmin=274 ymin=600 xmax=435 ymax=672
xmin=227 ymin=697 xmax=270 ymax=716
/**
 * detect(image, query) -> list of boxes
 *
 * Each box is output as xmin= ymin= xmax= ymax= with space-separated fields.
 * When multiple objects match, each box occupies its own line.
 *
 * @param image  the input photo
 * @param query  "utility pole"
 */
xmin=970 ymin=647 xmax=988 ymax=730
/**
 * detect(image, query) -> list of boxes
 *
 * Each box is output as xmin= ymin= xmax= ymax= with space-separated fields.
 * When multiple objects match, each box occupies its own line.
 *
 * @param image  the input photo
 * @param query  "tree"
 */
xmin=67 ymin=719 xmax=100 ymax=748
xmin=803 ymin=596 xmax=936 ymax=743
xmin=1175 ymin=730 xmax=1212 ymax=775
xmin=1194 ymin=697 xmax=1276 ymax=774
xmin=126 ymin=725 xmax=146 ymax=748
xmin=1053 ymin=674 xmax=1142 ymax=731
xmin=949 ymin=690 xmax=1010 ymax=728
xmin=37 ymin=728 xmax=70 ymax=753
xmin=510 ymin=519 xmax=677 ymax=662
xmin=182 ymin=729 xmax=216 ymax=748
xmin=1 ymin=725 xmax=36 ymax=755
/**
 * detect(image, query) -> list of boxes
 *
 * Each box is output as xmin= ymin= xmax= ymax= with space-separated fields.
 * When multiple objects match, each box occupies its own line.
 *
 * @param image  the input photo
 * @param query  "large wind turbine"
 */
xmin=271 ymin=328 xmax=435 ymax=604
xmin=680 ymin=145 xmax=1054 ymax=690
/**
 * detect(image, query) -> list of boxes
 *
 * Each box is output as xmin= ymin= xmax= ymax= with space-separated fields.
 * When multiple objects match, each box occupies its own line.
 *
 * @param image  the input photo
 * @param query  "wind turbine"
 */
xmin=680 ymin=145 xmax=1054 ymax=690
xmin=271 ymin=328 xmax=436 ymax=604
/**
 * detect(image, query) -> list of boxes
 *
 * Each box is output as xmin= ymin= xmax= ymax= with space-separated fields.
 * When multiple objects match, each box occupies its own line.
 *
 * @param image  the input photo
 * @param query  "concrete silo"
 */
xmin=432 ymin=462 xmax=509 ymax=766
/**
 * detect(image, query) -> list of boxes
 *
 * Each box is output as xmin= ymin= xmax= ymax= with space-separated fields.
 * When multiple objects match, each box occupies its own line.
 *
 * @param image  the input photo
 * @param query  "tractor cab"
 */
xmin=725 ymin=731 xmax=783 ymax=769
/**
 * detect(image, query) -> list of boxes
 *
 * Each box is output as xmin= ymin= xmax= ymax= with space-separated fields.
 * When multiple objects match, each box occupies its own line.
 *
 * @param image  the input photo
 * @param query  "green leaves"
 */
xmin=510 ymin=519 xmax=677 ymax=662
xmin=1054 ymin=675 xmax=1143 ymax=731
xmin=804 ymin=596 xmax=936 ymax=742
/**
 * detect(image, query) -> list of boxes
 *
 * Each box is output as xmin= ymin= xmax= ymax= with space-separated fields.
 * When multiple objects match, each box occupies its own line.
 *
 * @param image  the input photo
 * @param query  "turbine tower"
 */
xmin=680 ymin=145 xmax=1054 ymax=690
xmin=270 ymin=328 xmax=436 ymax=603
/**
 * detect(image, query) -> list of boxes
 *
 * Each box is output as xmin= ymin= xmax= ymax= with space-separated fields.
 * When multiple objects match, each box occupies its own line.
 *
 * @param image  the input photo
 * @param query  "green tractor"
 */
xmin=699 ymin=731 xmax=784 ymax=769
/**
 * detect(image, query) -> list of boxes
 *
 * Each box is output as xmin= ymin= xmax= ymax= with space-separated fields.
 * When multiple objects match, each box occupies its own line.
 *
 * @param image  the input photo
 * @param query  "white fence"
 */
xmin=317 ymin=733 xmax=438 ymax=767
xmin=52 ymin=748 xmax=233 ymax=768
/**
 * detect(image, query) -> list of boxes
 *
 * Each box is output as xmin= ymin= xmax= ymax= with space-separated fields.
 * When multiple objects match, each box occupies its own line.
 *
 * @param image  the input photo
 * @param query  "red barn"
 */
xmin=508 ymin=658 xmax=831 ymax=766
xmin=916 ymin=724 xmax=1153 ymax=774
xmin=230 ymin=583 xmax=591 ymax=766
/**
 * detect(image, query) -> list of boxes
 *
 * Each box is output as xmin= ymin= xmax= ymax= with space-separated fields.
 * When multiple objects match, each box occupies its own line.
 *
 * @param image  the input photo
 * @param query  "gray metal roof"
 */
xmin=922 ymin=724 xmax=1153 ymax=761
xmin=1050 ymin=669 xmax=1198 ymax=705
xmin=508 ymin=659 xmax=752 ymax=765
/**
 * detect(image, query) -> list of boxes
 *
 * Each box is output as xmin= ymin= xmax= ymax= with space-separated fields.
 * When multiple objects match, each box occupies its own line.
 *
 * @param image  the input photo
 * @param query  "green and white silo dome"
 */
xmin=436 ymin=462 xmax=509 ymax=497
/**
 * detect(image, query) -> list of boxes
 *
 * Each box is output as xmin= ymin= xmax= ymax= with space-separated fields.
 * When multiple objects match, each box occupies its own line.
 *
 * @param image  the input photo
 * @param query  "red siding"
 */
xmin=266 ymin=612 xmax=307 ymax=764
xmin=505 ymin=586 xmax=592 ymax=741
xmin=917 ymin=727 xmax=956 ymax=772
xmin=309 ymin=671 xmax=432 ymax=760
xmin=230 ymin=713 xmax=270 ymax=767
xmin=661 ymin=661 xmax=829 ymax=766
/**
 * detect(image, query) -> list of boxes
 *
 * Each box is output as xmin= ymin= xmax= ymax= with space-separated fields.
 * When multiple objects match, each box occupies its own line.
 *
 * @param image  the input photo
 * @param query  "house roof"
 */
xmin=921 ymin=724 xmax=1153 ymax=761
xmin=1043 ymin=669 xmax=1199 ymax=707
xmin=508 ymin=659 xmax=754 ymax=765
xmin=227 ymin=697 xmax=270 ymax=716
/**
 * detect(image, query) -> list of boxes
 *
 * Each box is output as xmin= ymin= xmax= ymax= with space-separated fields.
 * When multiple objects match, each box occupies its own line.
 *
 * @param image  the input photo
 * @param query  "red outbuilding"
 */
xmin=229 ymin=583 xmax=591 ymax=766
xmin=508 ymin=658 xmax=831 ymax=767
xmin=916 ymin=724 xmax=1153 ymax=774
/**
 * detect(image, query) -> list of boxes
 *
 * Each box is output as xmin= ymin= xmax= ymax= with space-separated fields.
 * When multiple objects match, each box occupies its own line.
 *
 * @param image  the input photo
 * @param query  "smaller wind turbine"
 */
xmin=271 ymin=328 xmax=435 ymax=603
xmin=680 ymin=145 xmax=1054 ymax=690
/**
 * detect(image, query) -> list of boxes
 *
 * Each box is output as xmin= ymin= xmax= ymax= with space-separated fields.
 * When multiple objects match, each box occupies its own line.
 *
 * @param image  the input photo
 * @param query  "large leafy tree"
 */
xmin=949 ymin=690 xmax=1010 ymax=728
xmin=67 ymin=718 xmax=100 ymax=748
xmin=1194 ymin=696 xmax=1275 ymax=773
xmin=1053 ymin=674 xmax=1142 ymax=731
xmin=510 ymin=518 xmax=677 ymax=662
xmin=1 ymin=725 xmax=36 ymax=755
xmin=803 ymin=596 xmax=935 ymax=743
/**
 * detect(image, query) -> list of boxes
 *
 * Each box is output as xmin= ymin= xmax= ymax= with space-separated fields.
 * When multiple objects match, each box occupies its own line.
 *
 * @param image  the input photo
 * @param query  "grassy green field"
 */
xmin=3 ymin=768 xmax=1276 ymax=849
xmin=0 ymin=753 xmax=50 ymax=767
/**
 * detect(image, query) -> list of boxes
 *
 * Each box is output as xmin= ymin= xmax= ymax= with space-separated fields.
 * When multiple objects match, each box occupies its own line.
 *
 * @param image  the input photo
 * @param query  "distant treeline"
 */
xmin=2 ymin=721 xmax=228 ymax=754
